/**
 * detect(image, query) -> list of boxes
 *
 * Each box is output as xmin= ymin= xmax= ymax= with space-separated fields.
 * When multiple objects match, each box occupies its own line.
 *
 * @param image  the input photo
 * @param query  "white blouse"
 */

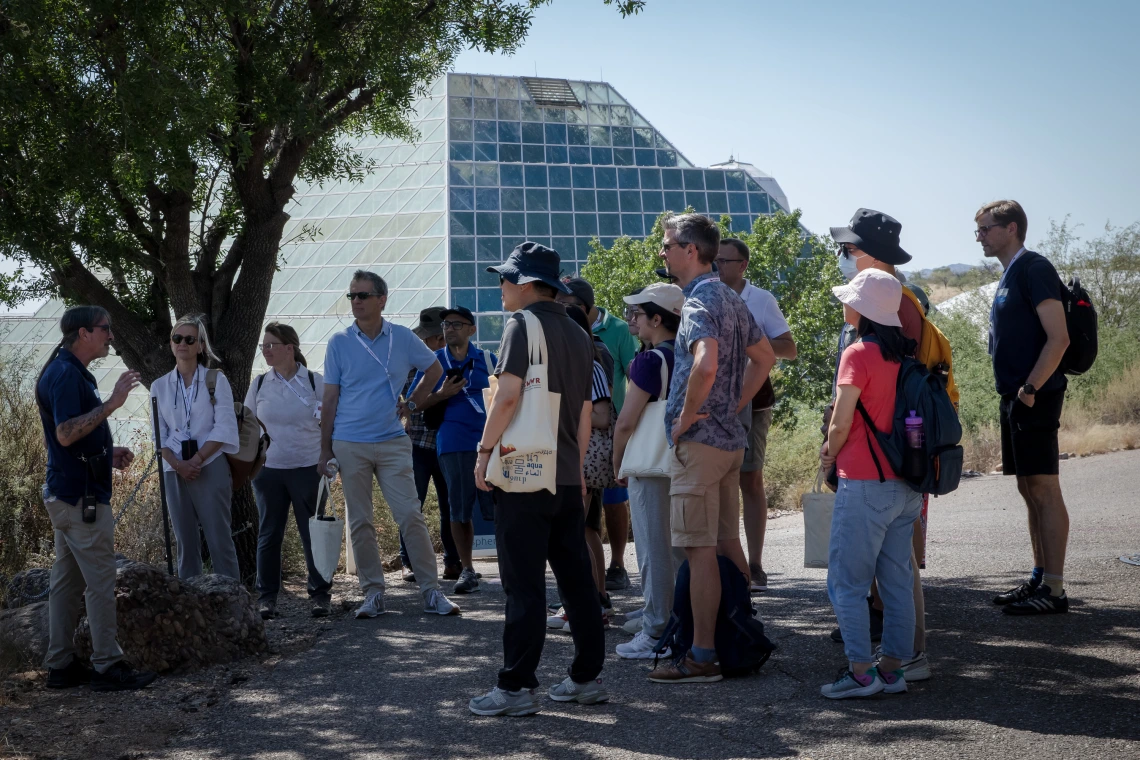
xmin=150 ymin=365 xmax=241 ymax=473
xmin=243 ymin=367 xmax=324 ymax=470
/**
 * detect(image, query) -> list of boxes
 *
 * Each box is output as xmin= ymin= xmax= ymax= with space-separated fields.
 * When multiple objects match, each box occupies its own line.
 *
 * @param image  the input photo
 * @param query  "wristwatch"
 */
xmin=405 ymin=399 xmax=417 ymax=412
xmin=478 ymin=444 xmax=494 ymax=454
xmin=1021 ymin=383 xmax=1037 ymax=396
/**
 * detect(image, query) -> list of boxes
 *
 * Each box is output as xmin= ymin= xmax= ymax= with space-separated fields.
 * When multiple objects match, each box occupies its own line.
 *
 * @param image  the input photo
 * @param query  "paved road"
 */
xmin=165 ymin=450 xmax=1140 ymax=760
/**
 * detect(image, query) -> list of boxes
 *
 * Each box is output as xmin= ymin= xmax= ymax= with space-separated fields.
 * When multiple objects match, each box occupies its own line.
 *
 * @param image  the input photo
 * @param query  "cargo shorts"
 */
xmin=669 ymin=440 xmax=746 ymax=548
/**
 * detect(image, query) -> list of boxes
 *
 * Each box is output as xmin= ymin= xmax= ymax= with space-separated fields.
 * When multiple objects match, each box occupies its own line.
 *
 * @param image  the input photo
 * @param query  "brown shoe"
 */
xmin=442 ymin=564 xmax=462 ymax=581
xmin=648 ymin=653 xmax=723 ymax=684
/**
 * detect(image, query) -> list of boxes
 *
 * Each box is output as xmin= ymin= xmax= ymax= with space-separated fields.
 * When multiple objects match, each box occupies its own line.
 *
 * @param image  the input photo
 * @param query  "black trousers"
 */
xmin=494 ymin=484 xmax=605 ymax=691
xmin=251 ymin=465 xmax=332 ymax=602
xmin=400 ymin=445 xmax=460 ymax=569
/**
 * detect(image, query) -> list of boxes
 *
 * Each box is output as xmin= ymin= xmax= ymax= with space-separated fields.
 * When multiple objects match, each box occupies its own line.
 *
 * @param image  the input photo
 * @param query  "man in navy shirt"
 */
xmin=417 ymin=306 xmax=497 ymax=595
xmin=35 ymin=305 xmax=156 ymax=691
xmin=978 ymin=200 xmax=1072 ymax=616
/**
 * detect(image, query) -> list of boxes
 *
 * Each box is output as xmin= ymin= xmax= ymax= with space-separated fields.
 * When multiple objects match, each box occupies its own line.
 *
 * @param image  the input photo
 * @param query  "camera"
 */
xmin=181 ymin=439 xmax=199 ymax=460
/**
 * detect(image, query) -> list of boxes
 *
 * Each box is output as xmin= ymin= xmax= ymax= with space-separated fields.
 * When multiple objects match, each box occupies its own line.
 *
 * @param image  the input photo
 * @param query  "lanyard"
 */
xmin=442 ymin=347 xmax=487 ymax=415
xmin=173 ymin=368 xmax=199 ymax=431
xmin=274 ymin=369 xmax=313 ymax=407
xmin=352 ymin=324 xmax=399 ymax=405
xmin=689 ymin=275 xmax=721 ymax=297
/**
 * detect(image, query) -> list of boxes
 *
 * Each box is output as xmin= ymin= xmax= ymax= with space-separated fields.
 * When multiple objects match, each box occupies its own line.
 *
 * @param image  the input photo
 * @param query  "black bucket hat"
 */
xmin=487 ymin=242 xmax=571 ymax=294
xmin=830 ymin=208 xmax=912 ymax=265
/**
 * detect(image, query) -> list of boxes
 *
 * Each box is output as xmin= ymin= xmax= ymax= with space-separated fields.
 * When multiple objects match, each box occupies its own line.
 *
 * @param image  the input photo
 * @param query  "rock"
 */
xmin=0 ymin=601 xmax=49 ymax=662
xmin=73 ymin=561 xmax=266 ymax=674
xmin=4 ymin=568 xmax=51 ymax=609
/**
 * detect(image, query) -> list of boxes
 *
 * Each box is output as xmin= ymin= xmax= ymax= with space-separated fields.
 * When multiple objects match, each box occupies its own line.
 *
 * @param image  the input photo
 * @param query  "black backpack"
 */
xmin=855 ymin=338 xmax=963 ymax=496
xmin=654 ymin=556 xmax=776 ymax=677
xmin=1059 ymin=275 xmax=1098 ymax=375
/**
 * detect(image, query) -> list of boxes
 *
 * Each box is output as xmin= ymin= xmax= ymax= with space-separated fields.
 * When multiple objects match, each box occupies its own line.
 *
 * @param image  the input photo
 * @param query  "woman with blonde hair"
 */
xmin=150 ymin=314 xmax=241 ymax=579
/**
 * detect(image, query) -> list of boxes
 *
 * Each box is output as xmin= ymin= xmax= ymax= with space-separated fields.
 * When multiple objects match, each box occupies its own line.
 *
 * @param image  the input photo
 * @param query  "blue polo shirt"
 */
xmin=414 ymin=345 xmax=497 ymax=455
xmin=324 ymin=321 xmax=439 ymax=443
xmin=36 ymin=348 xmax=114 ymax=504
xmin=988 ymin=250 xmax=1068 ymax=397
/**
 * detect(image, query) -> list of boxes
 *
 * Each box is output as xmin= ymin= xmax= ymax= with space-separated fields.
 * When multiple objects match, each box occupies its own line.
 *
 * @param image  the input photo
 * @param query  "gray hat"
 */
xmin=413 ymin=307 xmax=446 ymax=339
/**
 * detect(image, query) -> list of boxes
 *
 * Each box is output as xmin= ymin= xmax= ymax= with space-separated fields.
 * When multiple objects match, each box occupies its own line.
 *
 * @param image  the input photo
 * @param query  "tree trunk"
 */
xmin=230 ymin=486 xmax=259 ymax=587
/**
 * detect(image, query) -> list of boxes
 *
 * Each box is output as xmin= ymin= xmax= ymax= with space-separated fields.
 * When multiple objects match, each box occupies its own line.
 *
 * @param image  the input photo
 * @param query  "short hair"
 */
xmin=171 ymin=313 xmax=221 ymax=366
xmin=975 ymin=200 xmax=1027 ymax=243
xmin=662 ymin=213 xmax=720 ymax=264
xmin=352 ymin=269 xmax=388 ymax=296
xmin=720 ymin=237 xmax=750 ymax=261
xmin=264 ymin=322 xmax=307 ymax=366
xmin=641 ymin=301 xmax=680 ymax=333
xmin=531 ymin=281 xmax=559 ymax=299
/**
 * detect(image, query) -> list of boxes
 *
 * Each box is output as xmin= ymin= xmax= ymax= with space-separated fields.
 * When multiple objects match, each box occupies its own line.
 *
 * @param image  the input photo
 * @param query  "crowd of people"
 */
xmin=34 ymin=201 xmax=1072 ymax=710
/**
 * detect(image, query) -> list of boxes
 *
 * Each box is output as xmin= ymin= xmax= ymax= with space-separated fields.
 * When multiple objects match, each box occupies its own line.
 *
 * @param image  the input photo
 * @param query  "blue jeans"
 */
xmin=827 ymin=478 xmax=923 ymax=665
xmin=439 ymin=450 xmax=494 ymax=524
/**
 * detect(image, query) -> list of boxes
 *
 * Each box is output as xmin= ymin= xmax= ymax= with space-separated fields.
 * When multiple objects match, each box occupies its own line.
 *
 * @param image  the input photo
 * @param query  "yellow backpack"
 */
xmin=901 ymin=288 xmax=959 ymax=407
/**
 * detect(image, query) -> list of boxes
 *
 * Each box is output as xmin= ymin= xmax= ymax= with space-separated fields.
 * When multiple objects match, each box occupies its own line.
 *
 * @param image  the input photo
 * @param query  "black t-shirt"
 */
xmin=496 ymin=300 xmax=594 ymax=486
xmin=989 ymin=251 xmax=1068 ymax=397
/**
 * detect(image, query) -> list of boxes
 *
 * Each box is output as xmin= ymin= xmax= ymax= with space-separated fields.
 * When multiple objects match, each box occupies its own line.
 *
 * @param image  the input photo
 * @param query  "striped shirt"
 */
xmin=590 ymin=360 xmax=611 ymax=402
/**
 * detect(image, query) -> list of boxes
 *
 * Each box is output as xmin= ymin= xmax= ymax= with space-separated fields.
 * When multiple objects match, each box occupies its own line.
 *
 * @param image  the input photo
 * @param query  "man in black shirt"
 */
xmin=978 ymin=200 xmax=1072 ymax=615
xmin=469 ymin=242 xmax=607 ymax=716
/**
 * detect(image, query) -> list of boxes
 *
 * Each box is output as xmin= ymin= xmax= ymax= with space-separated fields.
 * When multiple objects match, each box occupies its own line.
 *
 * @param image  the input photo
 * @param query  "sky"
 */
xmin=453 ymin=0 xmax=1139 ymax=271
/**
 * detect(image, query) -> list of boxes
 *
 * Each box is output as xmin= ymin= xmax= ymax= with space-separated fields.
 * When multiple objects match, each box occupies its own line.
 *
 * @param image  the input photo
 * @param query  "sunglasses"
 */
xmin=440 ymin=320 xmax=474 ymax=329
xmin=345 ymin=292 xmax=382 ymax=301
xmin=170 ymin=334 xmax=198 ymax=345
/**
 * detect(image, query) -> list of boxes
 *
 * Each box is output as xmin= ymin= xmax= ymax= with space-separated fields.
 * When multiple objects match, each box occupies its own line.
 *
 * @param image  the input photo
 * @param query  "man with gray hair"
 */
xmin=319 ymin=271 xmax=460 ymax=618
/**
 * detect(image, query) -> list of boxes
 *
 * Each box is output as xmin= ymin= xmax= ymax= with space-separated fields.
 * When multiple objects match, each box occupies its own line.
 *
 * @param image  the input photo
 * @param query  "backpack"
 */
xmin=205 ymin=369 xmax=271 ymax=490
xmin=654 ymin=556 xmax=777 ymax=677
xmin=854 ymin=338 xmax=963 ymax=496
xmin=256 ymin=368 xmax=316 ymax=394
xmin=1059 ymin=274 xmax=1098 ymax=375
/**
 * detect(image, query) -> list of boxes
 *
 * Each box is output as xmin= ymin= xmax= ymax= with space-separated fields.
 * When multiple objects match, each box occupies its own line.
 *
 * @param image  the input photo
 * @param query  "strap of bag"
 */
xmin=520 ymin=310 xmax=548 ymax=367
xmin=855 ymin=399 xmax=887 ymax=483
xmin=205 ymin=368 xmax=218 ymax=405
xmin=308 ymin=368 xmax=316 ymax=392
xmin=812 ymin=466 xmax=827 ymax=494
xmin=652 ymin=349 xmax=669 ymax=401
xmin=482 ymin=349 xmax=493 ymax=376
xmin=316 ymin=475 xmax=330 ymax=519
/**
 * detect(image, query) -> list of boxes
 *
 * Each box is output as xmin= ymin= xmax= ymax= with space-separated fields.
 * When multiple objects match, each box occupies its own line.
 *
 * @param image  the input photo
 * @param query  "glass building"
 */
xmin=1 ymin=73 xmax=790 ymax=428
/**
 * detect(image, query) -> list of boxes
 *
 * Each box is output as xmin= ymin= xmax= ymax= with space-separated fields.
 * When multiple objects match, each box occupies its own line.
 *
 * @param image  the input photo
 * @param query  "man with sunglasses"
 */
xmin=977 ymin=200 xmax=1072 ymax=616
xmin=319 ymin=271 xmax=460 ymax=619
xmin=415 ymin=306 xmax=497 ymax=595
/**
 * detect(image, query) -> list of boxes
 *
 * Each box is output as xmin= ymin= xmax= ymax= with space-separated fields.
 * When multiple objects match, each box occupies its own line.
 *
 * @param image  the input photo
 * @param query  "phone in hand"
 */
xmin=444 ymin=367 xmax=466 ymax=382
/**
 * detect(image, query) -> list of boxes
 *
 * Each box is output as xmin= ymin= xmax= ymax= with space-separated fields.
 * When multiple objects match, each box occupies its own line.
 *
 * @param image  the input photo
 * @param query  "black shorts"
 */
xmin=1000 ymin=390 xmax=1064 ymax=477
xmin=586 ymin=489 xmax=603 ymax=532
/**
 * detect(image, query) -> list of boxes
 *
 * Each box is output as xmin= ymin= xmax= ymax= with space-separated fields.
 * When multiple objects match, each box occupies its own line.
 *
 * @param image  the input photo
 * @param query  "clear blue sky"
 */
xmin=455 ymin=0 xmax=1139 ymax=270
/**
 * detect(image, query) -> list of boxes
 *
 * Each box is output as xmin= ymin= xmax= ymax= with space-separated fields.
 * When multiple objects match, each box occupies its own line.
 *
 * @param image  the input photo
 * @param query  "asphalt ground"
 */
xmin=163 ymin=449 xmax=1140 ymax=760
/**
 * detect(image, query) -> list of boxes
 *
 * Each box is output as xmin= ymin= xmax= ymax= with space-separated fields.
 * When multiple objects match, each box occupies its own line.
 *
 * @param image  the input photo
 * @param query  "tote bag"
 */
xmin=497 ymin=310 xmax=559 ymax=458
xmin=802 ymin=469 xmax=835 ymax=569
xmin=618 ymin=350 xmax=671 ymax=479
xmin=309 ymin=476 xmax=343 ymax=583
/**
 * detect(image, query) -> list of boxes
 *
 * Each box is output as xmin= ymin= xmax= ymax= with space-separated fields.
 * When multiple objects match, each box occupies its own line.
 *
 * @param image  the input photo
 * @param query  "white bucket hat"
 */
xmin=831 ymin=269 xmax=903 ymax=327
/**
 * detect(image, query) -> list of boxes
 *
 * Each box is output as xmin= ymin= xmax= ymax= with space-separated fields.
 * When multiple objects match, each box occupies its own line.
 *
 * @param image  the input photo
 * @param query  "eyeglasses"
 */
xmin=261 ymin=342 xmax=287 ymax=351
xmin=659 ymin=241 xmax=685 ymax=254
xmin=91 ymin=323 xmax=112 ymax=333
xmin=170 ymin=334 xmax=198 ymax=345
xmin=345 ymin=292 xmax=382 ymax=301
xmin=713 ymin=257 xmax=746 ymax=266
xmin=974 ymin=223 xmax=1007 ymax=240
xmin=440 ymin=320 xmax=473 ymax=330
xmin=629 ymin=309 xmax=649 ymax=321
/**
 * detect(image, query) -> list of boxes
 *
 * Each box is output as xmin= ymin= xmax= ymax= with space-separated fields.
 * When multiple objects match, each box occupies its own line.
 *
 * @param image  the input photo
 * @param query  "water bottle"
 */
xmin=904 ymin=411 xmax=926 ymax=480
xmin=325 ymin=458 xmax=339 ymax=479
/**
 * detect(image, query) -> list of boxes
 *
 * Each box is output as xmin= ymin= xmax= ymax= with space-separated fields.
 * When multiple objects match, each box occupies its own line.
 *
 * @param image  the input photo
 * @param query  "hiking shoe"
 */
xmin=355 ymin=591 xmax=387 ymax=618
xmin=402 ymin=568 xmax=416 ymax=583
xmin=621 ymin=616 xmax=643 ymax=635
xmin=46 ymin=657 xmax=94 ymax=689
xmin=90 ymin=662 xmax=158 ymax=693
xmin=310 ymin=596 xmax=331 ymax=618
xmin=605 ymin=566 xmax=631 ymax=591
xmin=616 ymin=630 xmax=669 ymax=660
xmin=899 ymin=652 xmax=931 ymax=681
xmin=993 ymin=581 xmax=1040 ymax=605
xmin=548 ymin=677 xmax=610 ymax=704
xmin=453 ymin=568 xmax=480 ymax=594
xmin=831 ymin=599 xmax=883 ymax=643
xmin=468 ymin=686 xmax=539 ymax=717
xmin=443 ymin=563 xmax=463 ymax=581
xmin=1003 ymin=585 xmax=1069 ymax=615
xmin=258 ymin=600 xmax=278 ymax=620
xmin=750 ymin=567 xmax=768 ymax=593
xmin=423 ymin=588 xmax=461 ymax=616
xmin=546 ymin=608 xmax=568 ymax=629
xmin=881 ymin=668 xmax=908 ymax=694
xmin=820 ymin=667 xmax=884 ymax=699
xmin=648 ymin=653 xmax=722 ymax=684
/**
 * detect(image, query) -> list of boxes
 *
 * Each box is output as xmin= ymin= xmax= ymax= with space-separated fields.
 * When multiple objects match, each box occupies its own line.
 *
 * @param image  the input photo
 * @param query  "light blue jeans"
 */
xmin=827 ymin=477 xmax=924 ymax=665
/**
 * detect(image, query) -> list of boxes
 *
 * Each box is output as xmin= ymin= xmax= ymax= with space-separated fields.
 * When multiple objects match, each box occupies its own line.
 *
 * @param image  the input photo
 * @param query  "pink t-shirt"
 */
xmin=836 ymin=341 xmax=901 ymax=481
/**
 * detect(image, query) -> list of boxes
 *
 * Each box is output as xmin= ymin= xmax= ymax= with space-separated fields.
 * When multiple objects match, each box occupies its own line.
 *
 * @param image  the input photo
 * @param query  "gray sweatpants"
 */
xmin=628 ymin=476 xmax=686 ymax=638
xmin=164 ymin=456 xmax=240 ymax=580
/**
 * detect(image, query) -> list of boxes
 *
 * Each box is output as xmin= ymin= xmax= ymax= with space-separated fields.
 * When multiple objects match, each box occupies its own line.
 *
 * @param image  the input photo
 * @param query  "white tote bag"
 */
xmin=618 ymin=349 xmax=671 ymax=479
xmin=496 ymin=310 xmax=559 ymax=458
xmin=485 ymin=400 xmax=560 ymax=494
xmin=802 ymin=469 xmax=835 ymax=569
xmin=309 ymin=476 xmax=344 ymax=583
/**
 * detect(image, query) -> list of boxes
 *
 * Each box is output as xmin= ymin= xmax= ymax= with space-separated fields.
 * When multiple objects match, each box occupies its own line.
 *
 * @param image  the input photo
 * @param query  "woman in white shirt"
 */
xmin=243 ymin=323 xmax=329 ymax=619
xmin=150 ymin=314 xmax=241 ymax=579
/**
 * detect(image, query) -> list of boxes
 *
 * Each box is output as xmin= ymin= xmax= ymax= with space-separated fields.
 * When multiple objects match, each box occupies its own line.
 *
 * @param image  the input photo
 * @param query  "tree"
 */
xmin=0 ymin=0 xmax=642 ymax=582
xmin=1040 ymin=217 xmax=1140 ymax=330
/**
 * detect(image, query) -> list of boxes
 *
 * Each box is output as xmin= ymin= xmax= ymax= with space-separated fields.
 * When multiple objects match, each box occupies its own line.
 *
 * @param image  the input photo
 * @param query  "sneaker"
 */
xmin=899 ymin=652 xmax=931 ymax=681
xmin=453 ymin=568 xmax=480 ymax=594
xmin=423 ymin=588 xmax=461 ymax=616
xmin=993 ymin=580 xmax=1040 ymax=605
xmin=621 ymin=616 xmax=643 ymax=635
xmin=310 ymin=597 xmax=331 ymax=618
xmin=616 ymin=630 xmax=669 ymax=660
xmin=831 ymin=599 xmax=883 ymax=643
xmin=546 ymin=608 xmax=568 ymax=629
xmin=258 ymin=600 xmax=278 ymax=620
xmin=90 ymin=662 xmax=158 ymax=692
xmin=880 ymin=668 xmax=908 ymax=694
xmin=468 ymin=686 xmax=539 ymax=717
xmin=355 ymin=591 xmax=387 ymax=619
xmin=604 ymin=566 xmax=630 ymax=591
xmin=750 ymin=567 xmax=768 ymax=593
xmin=648 ymin=653 xmax=723 ymax=683
xmin=626 ymin=608 xmax=644 ymax=620
xmin=46 ymin=657 xmax=94 ymax=689
xmin=402 ymin=568 xmax=416 ymax=583
xmin=560 ymin=611 xmax=608 ymax=634
xmin=443 ymin=563 xmax=463 ymax=581
xmin=548 ymin=676 xmax=610 ymax=704
xmin=820 ymin=667 xmax=884 ymax=699
xmin=1003 ymin=585 xmax=1069 ymax=615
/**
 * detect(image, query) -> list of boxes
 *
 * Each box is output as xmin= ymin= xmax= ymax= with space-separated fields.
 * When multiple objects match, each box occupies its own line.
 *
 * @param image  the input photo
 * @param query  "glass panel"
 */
xmin=475 ymin=188 xmax=499 ymax=211
xmin=575 ymin=213 xmax=598 ymax=236
xmin=497 ymin=77 xmax=519 ymax=99
xmin=525 ymin=188 xmax=549 ymax=211
xmin=474 ymin=142 xmax=497 ymax=162
xmin=452 ymin=288 xmax=477 ymax=312
xmin=596 ymin=190 xmax=619 ymax=213
xmin=450 ymin=188 xmax=474 ymax=211
xmin=725 ymin=171 xmax=746 ymax=192
xmin=545 ymin=145 xmax=568 ymax=164
xmin=634 ymin=149 xmax=656 ymax=167
xmin=639 ymin=168 xmax=662 ymax=190
xmin=611 ymin=106 xmax=631 ymax=126
xmin=497 ymin=99 xmax=520 ymax=121
xmin=474 ymin=163 xmax=497 ymax=186
xmin=548 ymin=165 xmax=571 ymax=188
xmin=477 ymin=264 xmax=499 ymax=287
xmin=544 ymin=123 xmax=567 ymax=144
xmin=617 ymin=168 xmax=639 ymax=189
xmin=524 ymin=165 xmax=548 ymax=187
xmin=449 ymin=142 xmax=473 ymax=161
xmin=500 ymin=187 xmax=525 ymax=211
xmin=683 ymin=169 xmax=705 ymax=190
xmin=685 ymin=192 xmax=707 ymax=213
xmin=641 ymin=191 xmax=664 ymax=213
xmin=450 ymin=212 xmax=474 ymax=236
xmin=450 ymin=119 xmax=473 ymax=141
xmin=731 ymin=215 xmax=753 ymax=233
xmin=707 ymin=192 xmax=728 ymax=214
xmin=663 ymin=191 xmax=685 ymax=212
xmin=499 ymin=163 xmax=524 ymax=187
xmin=572 ymin=189 xmax=596 ymax=211
xmin=657 ymin=150 xmax=677 ymax=167
xmin=501 ymin=212 xmax=525 ymax=237
xmin=498 ymin=143 xmax=521 ymax=163
xmin=569 ymin=146 xmax=591 ymax=164
xmin=661 ymin=169 xmax=683 ymax=190
xmin=576 ymin=237 xmax=593 ymax=259
xmin=728 ymin=192 xmax=749 ymax=213
xmin=589 ymin=126 xmax=611 ymax=147
xmin=474 ymin=98 xmax=496 ymax=120
xmin=449 ymin=97 xmax=472 ymax=118
xmin=498 ymin=121 xmax=520 ymax=143
xmin=591 ymin=147 xmax=613 ymax=165
xmin=521 ymin=101 xmax=542 ymax=122
xmin=611 ymin=127 xmax=633 ymax=147
xmin=550 ymin=213 xmax=574 ymax=236
xmin=477 ymin=314 xmax=504 ymax=343
xmin=543 ymin=107 xmax=566 ymax=123
xmin=704 ymin=171 xmax=726 ymax=191
xmin=633 ymin=128 xmax=654 ymax=148
xmin=619 ymin=189 xmax=641 ymax=212
xmin=451 ymin=262 xmax=476 ymax=288
xmin=521 ymin=121 xmax=544 ymax=144
xmin=598 ymin=214 xmax=620 ymax=237
xmin=572 ymin=166 xmax=594 ymax=188
xmin=613 ymin=148 xmax=634 ymax=166
xmin=449 ymin=74 xmax=472 ymax=97
xmin=552 ymin=237 xmax=575 ymax=259
xmin=478 ymin=288 xmax=502 ymax=311
xmin=522 ymin=144 xmax=545 ymax=163
xmin=549 ymin=189 xmax=573 ymax=212
xmin=477 ymin=237 xmax=500 ymax=261
xmin=475 ymin=212 xmax=500 ymax=236
xmin=568 ymin=125 xmax=589 ymax=146
xmin=621 ymin=214 xmax=644 ymax=237
xmin=565 ymin=107 xmax=585 ymax=125
xmin=451 ymin=237 xmax=475 ymax=261
xmin=473 ymin=120 xmax=496 ymax=143
xmin=473 ymin=76 xmax=495 ymax=98
xmin=526 ymin=212 xmax=550 ymax=235
xmin=749 ymin=193 xmax=770 ymax=214
xmin=587 ymin=84 xmax=609 ymax=104
xmin=594 ymin=166 xmax=616 ymax=189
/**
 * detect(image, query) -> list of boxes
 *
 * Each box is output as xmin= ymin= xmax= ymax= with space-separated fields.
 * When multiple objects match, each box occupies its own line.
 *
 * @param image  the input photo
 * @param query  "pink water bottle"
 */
xmin=904 ymin=410 xmax=926 ymax=479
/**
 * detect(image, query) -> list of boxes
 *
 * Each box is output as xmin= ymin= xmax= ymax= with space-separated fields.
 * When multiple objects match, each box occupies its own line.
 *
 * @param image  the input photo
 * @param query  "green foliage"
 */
xmin=580 ymin=214 xmax=667 ymax=315
xmin=931 ymin=312 xmax=1000 ymax=433
xmin=908 ymin=263 xmax=1001 ymax=294
xmin=1040 ymin=217 xmax=1140 ymax=330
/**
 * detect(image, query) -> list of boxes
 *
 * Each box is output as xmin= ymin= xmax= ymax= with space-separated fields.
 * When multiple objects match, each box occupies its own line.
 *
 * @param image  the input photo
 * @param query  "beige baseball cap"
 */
xmin=623 ymin=282 xmax=685 ymax=316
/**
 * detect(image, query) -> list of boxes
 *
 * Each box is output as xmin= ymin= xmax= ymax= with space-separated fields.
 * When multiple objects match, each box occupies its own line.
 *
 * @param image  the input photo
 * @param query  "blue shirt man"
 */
xmin=416 ymin=341 xmax=498 ymax=455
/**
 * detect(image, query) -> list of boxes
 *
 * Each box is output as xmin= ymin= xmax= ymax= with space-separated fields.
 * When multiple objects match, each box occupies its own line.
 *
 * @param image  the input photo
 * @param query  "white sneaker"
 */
xmin=900 ymin=652 xmax=931 ymax=682
xmin=616 ymin=630 xmax=668 ymax=660
xmin=354 ymin=591 xmax=387 ymax=619
xmin=423 ymin=588 xmax=460 ymax=616
xmin=546 ymin=608 xmax=568 ymax=629
xmin=621 ymin=617 xmax=642 ymax=635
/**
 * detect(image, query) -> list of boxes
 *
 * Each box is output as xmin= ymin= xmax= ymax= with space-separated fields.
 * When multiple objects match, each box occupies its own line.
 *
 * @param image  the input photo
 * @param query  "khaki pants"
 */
xmin=44 ymin=498 xmax=123 ymax=673
xmin=334 ymin=437 xmax=439 ymax=596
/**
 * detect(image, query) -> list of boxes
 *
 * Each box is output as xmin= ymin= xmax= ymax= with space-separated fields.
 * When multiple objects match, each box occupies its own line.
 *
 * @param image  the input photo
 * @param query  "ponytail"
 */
xmin=34 ymin=305 xmax=110 ymax=415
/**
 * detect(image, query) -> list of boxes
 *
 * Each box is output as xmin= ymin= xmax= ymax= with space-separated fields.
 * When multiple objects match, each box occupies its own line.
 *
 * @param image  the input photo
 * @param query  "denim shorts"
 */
xmin=439 ymin=450 xmax=494 ymax=524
